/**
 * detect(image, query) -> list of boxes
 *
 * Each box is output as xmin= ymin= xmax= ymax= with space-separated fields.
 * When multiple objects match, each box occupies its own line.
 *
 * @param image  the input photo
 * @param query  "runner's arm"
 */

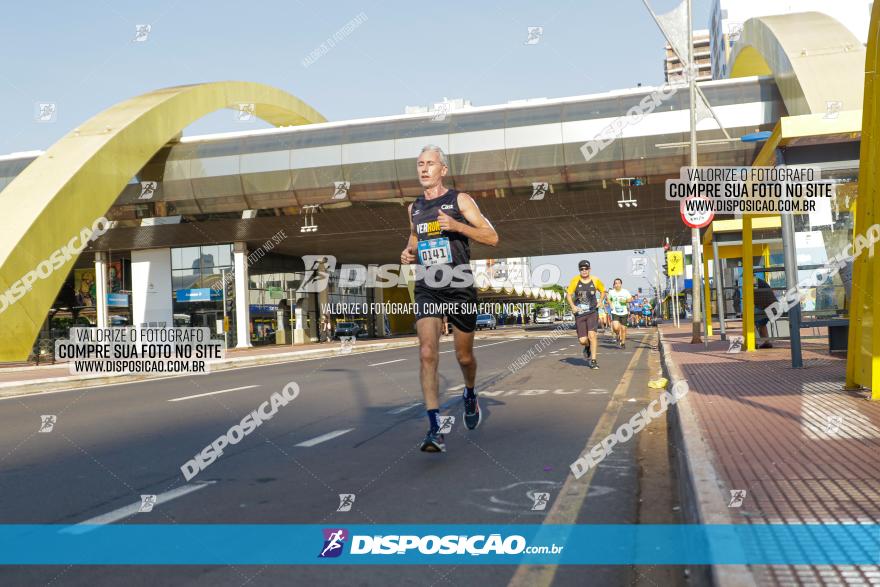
xmin=436 ymin=193 xmax=499 ymax=246
xmin=400 ymin=204 xmax=417 ymax=264
xmin=565 ymin=277 xmax=580 ymax=314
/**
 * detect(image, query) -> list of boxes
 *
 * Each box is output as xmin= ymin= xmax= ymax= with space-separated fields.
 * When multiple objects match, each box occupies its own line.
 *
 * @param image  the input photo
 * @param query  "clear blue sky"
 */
xmin=0 ymin=0 xmax=712 ymax=153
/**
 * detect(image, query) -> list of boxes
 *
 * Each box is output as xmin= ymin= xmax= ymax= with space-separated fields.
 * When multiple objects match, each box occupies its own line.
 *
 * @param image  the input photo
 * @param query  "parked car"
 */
xmin=563 ymin=312 xmax=574 ymax=322
xmin=535 ymin=308 xmax=557 ymax=324
xmin=475 ymin=314 xmax=497 ymax=330
xmin=334 ymin=322 xmax=362 ymax=339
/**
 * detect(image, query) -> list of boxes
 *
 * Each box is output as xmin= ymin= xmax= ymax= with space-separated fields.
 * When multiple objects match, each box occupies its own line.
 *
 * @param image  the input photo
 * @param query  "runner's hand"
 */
xmin=400 ymin=246 xmax=416 ymax=264
xmin=437 ymin=210 xmax=458 ymax=232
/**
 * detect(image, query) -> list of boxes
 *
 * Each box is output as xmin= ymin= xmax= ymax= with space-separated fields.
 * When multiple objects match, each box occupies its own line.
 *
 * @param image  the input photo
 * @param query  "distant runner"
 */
xmin=629 ymin=294 xmax=642 ymax=328
xmin=565 ymin=260 xmax=606 ymax=369
xmin=401 ymin=145 xmax=499 ymax=453
xmin=607 ymin=278 xmax=633 ymax=348
xmin=641 ymin=297 xmax=654 ymax=327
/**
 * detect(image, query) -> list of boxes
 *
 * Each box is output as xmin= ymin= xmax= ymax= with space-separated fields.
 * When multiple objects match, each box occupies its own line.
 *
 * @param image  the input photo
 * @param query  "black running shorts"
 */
xmin=575 ymin=311 xmax=599 ymax=337
xmin=611 ymin=312 xmax=629 ymax=323
xmin=414 ymin=284 xmax=478 ymax=333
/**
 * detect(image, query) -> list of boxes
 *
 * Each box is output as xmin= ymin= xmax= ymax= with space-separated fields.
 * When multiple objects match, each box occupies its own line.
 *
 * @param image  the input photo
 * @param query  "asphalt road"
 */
xmin=0 ymin=326 xmax=666 ymax=587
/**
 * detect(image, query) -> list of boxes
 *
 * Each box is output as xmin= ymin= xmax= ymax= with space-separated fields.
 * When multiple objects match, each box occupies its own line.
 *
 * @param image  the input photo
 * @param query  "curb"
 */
xmin=658 ymin=330 xmax=758 ymax=587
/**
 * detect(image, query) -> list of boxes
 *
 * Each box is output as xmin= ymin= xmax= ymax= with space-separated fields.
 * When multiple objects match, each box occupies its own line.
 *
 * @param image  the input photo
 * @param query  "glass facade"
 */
xmin=171 ymin=244 xmax=233 ymax=341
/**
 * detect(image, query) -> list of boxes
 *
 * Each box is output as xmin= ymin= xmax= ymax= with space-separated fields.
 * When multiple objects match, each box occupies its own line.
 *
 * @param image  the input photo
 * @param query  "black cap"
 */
xmin=578 ymin=260 xmax=590 ymax=269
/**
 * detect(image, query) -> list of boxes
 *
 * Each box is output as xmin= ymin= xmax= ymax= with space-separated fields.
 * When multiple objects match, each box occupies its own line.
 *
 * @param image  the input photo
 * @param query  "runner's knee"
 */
xmin=419 ymin=345 xmax=439 ymax=365
xmin=455 ymin=349 xmax=475 ymax=367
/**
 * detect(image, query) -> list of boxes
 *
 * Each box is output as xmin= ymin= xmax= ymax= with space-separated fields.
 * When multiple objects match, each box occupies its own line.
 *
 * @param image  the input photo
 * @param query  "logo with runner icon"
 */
xmin=337 ymin=494 xmax=356 ymax=512
xmin=318 ymin=528 xmax=348 ymax=558
xmin=438 ymin=416 xmax=455 ymax=434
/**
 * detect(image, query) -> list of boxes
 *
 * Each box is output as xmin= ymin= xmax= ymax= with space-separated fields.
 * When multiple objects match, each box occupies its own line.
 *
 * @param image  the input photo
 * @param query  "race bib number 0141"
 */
xmin=418 ymin=238 xmax=452 ymax=266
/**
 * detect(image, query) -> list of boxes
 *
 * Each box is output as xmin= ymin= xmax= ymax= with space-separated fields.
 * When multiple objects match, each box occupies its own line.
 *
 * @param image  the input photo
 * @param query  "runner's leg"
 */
xmin=417 ymin=317 xmax=443 ymax=411
xmin=453 ymin=327 xmax=476 ymax=388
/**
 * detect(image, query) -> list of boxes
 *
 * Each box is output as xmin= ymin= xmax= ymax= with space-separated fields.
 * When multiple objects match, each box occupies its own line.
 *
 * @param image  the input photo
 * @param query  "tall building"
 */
xmin=709 ymin=0 xmax=872 ymax=79
xmin=663 ymin=29 xmax=713 ymax=84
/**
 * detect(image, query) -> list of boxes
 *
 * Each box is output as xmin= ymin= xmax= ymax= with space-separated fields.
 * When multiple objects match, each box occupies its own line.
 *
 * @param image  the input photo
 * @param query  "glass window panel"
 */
xmin=172 ymin=269 xmax=199 ymax=291
xmin=176 ymin=247 xmax=200 ymax=271
xmin=450 ymin=111 xmax=506 ymax=133
xmin=505 ymin=105 xmax=562 ymax=127
xmin=217 ymin=244 xmax=232 ymax=267
xmin=199 ymin=245 xmax=220 ymax=272
xmin=171 ymin=248 xmax=183 ymax=270
xmin=193 ymin=138 xmax=243 ymax=158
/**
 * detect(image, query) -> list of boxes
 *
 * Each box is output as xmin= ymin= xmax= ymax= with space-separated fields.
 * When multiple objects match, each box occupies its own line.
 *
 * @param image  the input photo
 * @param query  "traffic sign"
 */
xmin=666 ymin=251 xmax=684 ymax=276
xmin=680 ymin=197 xmax=714 ymax=229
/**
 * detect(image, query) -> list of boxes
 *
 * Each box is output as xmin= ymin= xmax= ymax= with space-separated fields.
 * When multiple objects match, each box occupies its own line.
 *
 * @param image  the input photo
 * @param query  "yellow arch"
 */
xmin=846 ymin=2 xmax=880 ymax=398
xmin=730 ymin=12 xmax=865 ymax=115
xmin=0 ymin=82 xmax=325 ymax=361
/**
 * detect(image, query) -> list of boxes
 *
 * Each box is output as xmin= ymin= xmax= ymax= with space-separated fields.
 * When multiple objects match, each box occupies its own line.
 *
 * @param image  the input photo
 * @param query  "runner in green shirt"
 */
xmin=606 ymin=278 xmax=633 ymax=349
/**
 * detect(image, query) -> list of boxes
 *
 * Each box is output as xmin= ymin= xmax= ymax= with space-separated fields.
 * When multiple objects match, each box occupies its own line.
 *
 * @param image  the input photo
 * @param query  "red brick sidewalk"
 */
xmin=660 ymin=323 xmax=880 ymax=585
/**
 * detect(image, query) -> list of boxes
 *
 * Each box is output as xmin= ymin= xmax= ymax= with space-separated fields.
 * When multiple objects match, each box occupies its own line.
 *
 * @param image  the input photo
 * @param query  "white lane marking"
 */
xmin=473 ymin=341 xmax=513 ymax=349
xmin=295 ymin=428 xmax=354 ymax=447
xmin=368 ymin=358 xmax=407 ymax=367
xmin=168 ymin=385 xmax=259 ymax=402
xmin=440 ymin=340 xmax=512 ymax=354
xmin=60 ymin=481 xmax=216 ymax=534
xmin=387 ymin=402 xmax=422 ymax=415
xmin=448 ymin=384 xmax=466 ymax=391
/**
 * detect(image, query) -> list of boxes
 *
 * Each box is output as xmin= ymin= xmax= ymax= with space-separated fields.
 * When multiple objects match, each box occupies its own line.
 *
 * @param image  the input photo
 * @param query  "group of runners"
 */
xmin=595 ymin=290 xmax=654 ymax=331
xmin=400 ymin=144 xmax=656 ymax=454
xmin=564 ymin=263 xmax=652 ymax=367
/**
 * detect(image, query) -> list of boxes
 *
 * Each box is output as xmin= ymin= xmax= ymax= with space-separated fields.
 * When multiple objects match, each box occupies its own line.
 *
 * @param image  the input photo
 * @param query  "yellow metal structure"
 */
xmin=847 ymin=2 xmax=880 ymax=398
xmin=702 ymin=220 xmax=775 ymax=348
xmin=729 ymin=10 xmax=866 ymax=351
xmin=729 ymin=12 xmax=865 ymax=116
xmin=0 ymin=82 xmax=325 ymax=361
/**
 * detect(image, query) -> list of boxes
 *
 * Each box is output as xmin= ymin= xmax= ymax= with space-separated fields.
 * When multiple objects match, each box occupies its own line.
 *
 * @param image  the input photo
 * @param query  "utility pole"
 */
xmin=687 ymin=0 xmax=703 ymax=344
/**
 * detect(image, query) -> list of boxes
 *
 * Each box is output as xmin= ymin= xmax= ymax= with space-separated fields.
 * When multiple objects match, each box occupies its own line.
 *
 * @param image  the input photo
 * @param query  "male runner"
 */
xmin=565 ymin=260 xmax=606 ymax=369
xmin=401 ymin=145 xmax=499 ymax=453
xmin=607 ymin=278 xmax=633 ymax=348
xmin=629 ymin=294 xmax=642 ymax=328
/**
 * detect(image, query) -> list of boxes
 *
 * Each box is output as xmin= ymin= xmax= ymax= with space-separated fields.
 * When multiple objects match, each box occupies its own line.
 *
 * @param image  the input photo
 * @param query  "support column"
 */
xmin=233 ymin=242 xmax=251 ymax=349
xmin=95 ymin=252 xmax=109 ymax=329
xmin=743 ymin=217 xmax=756 ymax=351
xmin=713 ymin=241 xmax=727 ymax=341
xmin=131 ymin=248 xmax=173 ymax=328
xmin=781 ymin=211 xmax=803 ymax=368
xmin=373 ymin=283 xmax=386 ymax=338
xmin=294 ymin=290 xmax=307 ymax=344
xmin=703 ymin=256 xmax=712 ymax=336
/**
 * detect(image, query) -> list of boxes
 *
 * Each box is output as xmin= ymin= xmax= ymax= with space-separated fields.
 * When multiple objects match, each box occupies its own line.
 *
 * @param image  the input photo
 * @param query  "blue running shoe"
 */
xmin=420 ymin=429 xmax=446 ymax=452
xmin=464 ymin=395 xmax=482 ymax=430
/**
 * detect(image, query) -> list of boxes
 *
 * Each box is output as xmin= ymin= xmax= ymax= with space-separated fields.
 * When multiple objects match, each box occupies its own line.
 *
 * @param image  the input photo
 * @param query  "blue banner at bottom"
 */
xmin=1 ymin=524 xmax=877 ymax=565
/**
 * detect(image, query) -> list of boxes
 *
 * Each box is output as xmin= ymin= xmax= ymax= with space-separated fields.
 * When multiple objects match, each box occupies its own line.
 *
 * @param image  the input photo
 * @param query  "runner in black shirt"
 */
xmin=400 ymin=145 xmax=499 ymax=453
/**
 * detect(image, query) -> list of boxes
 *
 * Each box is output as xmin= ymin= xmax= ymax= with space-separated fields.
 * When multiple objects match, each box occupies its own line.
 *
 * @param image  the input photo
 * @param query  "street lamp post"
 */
xmin=686 ymin=0 xmax=704 ymax=345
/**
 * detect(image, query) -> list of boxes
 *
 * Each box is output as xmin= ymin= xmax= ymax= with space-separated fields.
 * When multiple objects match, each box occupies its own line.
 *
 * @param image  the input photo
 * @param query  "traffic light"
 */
xmin=662 ymin=261 xmax=669 ymax=276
